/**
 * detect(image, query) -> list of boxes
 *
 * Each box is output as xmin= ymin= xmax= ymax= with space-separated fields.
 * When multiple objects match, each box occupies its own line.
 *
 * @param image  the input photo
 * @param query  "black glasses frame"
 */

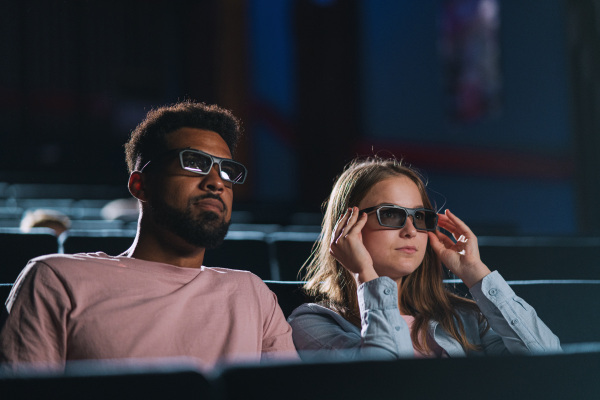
xmin=140 ymin=147 xmax=247 ymax=184
xmin=360 ymin=204 xmax=438 ymax=231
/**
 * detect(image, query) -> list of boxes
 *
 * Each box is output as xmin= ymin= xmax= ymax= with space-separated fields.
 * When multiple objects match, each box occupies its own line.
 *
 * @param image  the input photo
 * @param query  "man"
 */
xmin=0 ymin=101 xmax=297 ymax=368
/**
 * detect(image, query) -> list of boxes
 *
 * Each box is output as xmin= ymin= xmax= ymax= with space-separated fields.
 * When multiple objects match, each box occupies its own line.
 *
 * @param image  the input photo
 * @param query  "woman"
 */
xmin=287 ymin=157 xmax=561 ymax=359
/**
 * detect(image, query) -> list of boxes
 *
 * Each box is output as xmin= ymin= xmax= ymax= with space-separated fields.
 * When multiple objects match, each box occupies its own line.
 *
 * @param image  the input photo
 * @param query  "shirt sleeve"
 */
xmin=257 ymin=280 xmax=299 ymax=362
xmin=288 ymin=277 xmax=414 ymax=360
xmin=470 ymin=271 xmax=562 ymax=355
xmin=0 ymin=260 xmax=70 ymax=367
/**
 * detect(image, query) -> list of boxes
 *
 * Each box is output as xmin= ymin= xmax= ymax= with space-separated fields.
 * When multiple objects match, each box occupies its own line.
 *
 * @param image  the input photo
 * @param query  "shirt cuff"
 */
xmin=470 ymin=270 xmax=515 ymax=312
xmin=358 ymin=276 xmax=398 ymax=312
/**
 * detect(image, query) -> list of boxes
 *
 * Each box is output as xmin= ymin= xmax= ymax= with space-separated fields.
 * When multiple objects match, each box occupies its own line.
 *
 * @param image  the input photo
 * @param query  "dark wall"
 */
xmin=0 ymin=0 xmax=219 ymax=185
xmin=1 ymin=0 xmax=597 ymax=234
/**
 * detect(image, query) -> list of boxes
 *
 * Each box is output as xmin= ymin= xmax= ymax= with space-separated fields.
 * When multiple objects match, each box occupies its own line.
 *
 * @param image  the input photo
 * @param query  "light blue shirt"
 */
xmin=287 ymin=271 xmax=562 ymax=360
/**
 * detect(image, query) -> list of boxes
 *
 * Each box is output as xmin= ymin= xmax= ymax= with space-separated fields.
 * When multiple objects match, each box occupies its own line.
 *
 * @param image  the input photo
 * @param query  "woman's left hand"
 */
xmin=427 ymin=209 xmax=491 ymax=288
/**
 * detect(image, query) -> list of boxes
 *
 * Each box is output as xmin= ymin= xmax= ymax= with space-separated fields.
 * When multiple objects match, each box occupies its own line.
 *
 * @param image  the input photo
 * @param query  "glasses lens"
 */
xmin=181 ymin=150 xmax=212 ymax=173
xmin=219 ymin=160 xmax=246 ymax=184
xmin=378 ymin=207 xmax=407 ymax=227
xmin=414 ymin=210 xmax=437 ymax=230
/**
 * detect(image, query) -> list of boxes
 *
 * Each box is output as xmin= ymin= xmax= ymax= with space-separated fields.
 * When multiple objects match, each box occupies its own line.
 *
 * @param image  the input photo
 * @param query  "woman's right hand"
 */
xmin=330 ymin=206 xmax=379 ymax=285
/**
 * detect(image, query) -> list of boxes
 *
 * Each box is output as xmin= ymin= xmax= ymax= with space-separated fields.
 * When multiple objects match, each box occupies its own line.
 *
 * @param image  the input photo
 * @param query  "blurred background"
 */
xmin=1 ymin=0 xmax=599 ymax=236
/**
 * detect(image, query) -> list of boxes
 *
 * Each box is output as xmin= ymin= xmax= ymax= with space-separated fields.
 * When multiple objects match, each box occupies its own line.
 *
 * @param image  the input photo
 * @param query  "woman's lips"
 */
xmin=396 ymin=246 xmax=417 ymax=254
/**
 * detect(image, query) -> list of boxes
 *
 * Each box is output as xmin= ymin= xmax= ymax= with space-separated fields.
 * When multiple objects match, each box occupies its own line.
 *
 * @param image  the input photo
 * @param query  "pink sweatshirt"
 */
xmin=0 ymin=253 xmax=297 ymax=369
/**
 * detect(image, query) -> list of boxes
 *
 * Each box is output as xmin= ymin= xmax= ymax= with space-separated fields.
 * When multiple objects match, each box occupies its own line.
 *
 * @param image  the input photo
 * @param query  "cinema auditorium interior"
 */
xmin=1 ymin=0 xmax=600 ymax=398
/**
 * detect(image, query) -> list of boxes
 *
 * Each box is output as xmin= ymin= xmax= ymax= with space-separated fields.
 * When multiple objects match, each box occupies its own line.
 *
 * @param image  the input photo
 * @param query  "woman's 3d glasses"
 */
xmin=360 ymin=204 xmax=438 ymax=231
xmin=141 ymin=148 xmax=247 ymax=184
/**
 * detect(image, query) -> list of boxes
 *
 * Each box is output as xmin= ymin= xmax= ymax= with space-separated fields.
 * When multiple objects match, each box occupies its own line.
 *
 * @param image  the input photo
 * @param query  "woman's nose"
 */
xmin=400 ymin=216 xmax=418 ymax=237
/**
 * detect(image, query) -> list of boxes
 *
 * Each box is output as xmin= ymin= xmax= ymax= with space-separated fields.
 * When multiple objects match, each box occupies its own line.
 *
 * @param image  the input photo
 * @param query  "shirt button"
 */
xmin=395 ymin=326 xmax=401 ymax=331
xmin=488 ymin=288 xmax=498 ymax=296
xmin=384 ymin=288 xmax=392 ymax=295
xmin=511 ymin=319 xmax=519 ymax=325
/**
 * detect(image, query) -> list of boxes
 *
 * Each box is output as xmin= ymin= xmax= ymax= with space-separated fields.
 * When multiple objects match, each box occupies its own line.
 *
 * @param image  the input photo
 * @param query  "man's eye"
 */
xmin=184 ymin=156 xmax=208 ymax=170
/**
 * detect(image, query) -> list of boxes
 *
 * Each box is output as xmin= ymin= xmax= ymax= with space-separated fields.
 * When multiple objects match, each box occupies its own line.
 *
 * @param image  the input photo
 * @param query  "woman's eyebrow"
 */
xmin=376 ymin=203 xmax=426 ymax=209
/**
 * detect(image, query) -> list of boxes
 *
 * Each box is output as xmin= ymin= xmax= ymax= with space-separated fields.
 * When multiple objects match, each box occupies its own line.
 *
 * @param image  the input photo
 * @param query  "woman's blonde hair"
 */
xmin=301 ymin=156 xmax=486 ymax=353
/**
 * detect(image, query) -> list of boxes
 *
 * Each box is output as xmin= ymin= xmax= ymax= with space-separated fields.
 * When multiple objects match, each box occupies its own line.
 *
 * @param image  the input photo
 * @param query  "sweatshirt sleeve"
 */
xmin=288 ymin=277 xmax=414 ymax=360
xmin=470 ymin=271 xmax=562 ymax=355
xmin=0 ymin=261 xmax=70 ymax=368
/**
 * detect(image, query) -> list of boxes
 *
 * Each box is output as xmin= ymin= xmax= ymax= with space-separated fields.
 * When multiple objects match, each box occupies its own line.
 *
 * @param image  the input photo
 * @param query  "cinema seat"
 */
xmin=1 ymin=283 xmax=12 ymax=304
xmin=203 ymin=231 xmax=273 ymax=280
xmin=479 ymin=236 xmax=600 ymax=280
xmin=269 ymin=232 xmax=319 ymax=281
xmin=60 ymin=229 xmax=136 ymax=256
xmin=60 ymin=230 xmax=273 ymax=279
xmin=264 ymin=281 xmax=308 ymax=318
xmin=508 ymin=280 xmax=600 ymax=344
xmin=0 ymin=359 xmax=211 ymax=400
xmin=215 ymin=350 xmax=600 ymax=400
xmin=0 ymin=228 xmax=59 ymax=283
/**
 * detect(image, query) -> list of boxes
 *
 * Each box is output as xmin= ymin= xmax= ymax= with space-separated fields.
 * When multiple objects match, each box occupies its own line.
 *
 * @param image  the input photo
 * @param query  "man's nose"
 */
xmin=199 ymin=163 xmax=225 ymax=192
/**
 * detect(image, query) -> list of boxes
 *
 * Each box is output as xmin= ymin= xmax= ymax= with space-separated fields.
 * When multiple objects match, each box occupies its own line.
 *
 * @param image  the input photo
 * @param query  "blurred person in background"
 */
xmin=20 ymin=209 xmax=71 ymax=236
xmin=100 ymin=197 xmax=139 ymax=223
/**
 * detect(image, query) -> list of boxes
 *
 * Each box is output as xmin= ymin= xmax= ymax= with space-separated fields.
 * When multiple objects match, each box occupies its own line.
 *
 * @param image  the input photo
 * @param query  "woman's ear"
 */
xmin=128 ymin=171 xmax=147 ymax=201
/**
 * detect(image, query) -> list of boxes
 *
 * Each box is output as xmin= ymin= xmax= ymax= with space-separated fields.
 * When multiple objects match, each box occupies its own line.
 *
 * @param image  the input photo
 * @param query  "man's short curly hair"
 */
xmin=124 ymin=100 xmax=243 ymax=173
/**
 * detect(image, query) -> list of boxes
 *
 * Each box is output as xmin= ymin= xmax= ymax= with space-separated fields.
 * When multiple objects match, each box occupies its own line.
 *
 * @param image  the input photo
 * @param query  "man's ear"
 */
xmin=128 ymin=171 xmax=147 ymax=201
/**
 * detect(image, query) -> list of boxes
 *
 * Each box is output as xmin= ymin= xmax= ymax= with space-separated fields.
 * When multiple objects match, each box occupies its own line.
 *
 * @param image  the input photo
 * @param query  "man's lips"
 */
xmin=194 ymin=198 xmax=225 ymax=213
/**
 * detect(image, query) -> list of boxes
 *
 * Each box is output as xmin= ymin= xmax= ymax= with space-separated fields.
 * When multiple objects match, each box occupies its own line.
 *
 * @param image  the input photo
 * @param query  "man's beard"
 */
xmin=150 ymin=194 xmax=231 ymax=249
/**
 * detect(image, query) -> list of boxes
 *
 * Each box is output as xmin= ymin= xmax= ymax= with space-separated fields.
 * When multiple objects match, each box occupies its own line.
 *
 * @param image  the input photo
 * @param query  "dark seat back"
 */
xmin=204 ymin=231 xmax=273 ymax=280
xmin=0 ymin=229 xmax=59 ymax=283
xmin=0 ymin=360 xmax=211 ymax=400
xmin=60 ymin=229 xmax=136 ymax=256
xmin=1 ymin=283 xmax=12 ymax=305
xmin=215 ymin=350 xmax=600 ymax=400
xmin=508 ymin=280 xmax=600 ymax=344
xmin=264 ymin=281 xmax=308 ymax=319
xmin=479 ymin=236 xmax=600 ymax=280
xmin=269 ymin=232 xmax=319 ymax=281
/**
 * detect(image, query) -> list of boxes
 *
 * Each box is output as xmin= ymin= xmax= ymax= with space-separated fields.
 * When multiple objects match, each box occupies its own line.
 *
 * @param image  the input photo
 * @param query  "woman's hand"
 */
xmin=330 ymin=207 xmax=379 ymax=286
xmin=427 ymin=209 xmax=491 ymax=288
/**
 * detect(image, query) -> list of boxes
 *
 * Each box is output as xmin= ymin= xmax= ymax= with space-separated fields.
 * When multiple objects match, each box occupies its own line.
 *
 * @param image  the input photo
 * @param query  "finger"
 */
xmin=345 ymin=208 xmax=368 ymax=236
xmin=347 ymin=206 xmax=359 ymax=226
xmin=428 ymin=231 xmax=456 ymax=258
xmin=341 ymin=207 xmax=360 ymax=238
xmin=332 ymin=209 xmax=351 ymax=243
xmin=437 ymin=218 xmax=459 ymax=235
xmin=437 ymin=213 xmax=459 ymax=231
xmin=436 ymin=217 xmax=461 ymax=241
xmin=435 ymin=230 xmax=457 ymax=249
xmin=427 ymin=231 xmax=444 ymax=252
xmin=438 ymin=212 xmax=473 ymax=242
xmin=445 ymin=209 xmax=474 ymax=236
xmin=445 ymin=210 xmax=478 ymax=245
